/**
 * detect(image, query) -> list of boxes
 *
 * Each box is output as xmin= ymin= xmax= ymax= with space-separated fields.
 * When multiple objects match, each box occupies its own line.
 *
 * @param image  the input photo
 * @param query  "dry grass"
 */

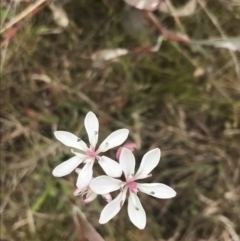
xmin=1 ymin=0 xmax=240 ymax=240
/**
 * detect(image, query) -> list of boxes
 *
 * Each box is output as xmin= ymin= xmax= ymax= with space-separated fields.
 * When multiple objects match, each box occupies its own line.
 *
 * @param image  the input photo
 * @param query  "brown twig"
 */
xmin=143 ymin=11 xmax=191 ymax=43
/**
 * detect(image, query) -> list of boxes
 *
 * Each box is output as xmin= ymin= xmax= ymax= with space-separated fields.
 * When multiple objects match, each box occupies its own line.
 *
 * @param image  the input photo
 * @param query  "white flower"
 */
xmin=52 ymin=111 xmax=129 ymax=190
xmin=73 ymin=168 xmax=112 ymax=204
xmin=90 ymin=148 xmax=176 ymax=229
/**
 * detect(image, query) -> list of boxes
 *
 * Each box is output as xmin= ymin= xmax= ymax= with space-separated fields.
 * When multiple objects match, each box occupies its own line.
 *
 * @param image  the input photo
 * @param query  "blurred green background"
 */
xmin=1 ymin=0 xmax=240 ymax=240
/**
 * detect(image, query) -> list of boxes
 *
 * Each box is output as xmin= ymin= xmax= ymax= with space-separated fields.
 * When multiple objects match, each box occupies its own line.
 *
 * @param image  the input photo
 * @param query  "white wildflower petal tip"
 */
xmin=52 ymin=156 xmax=83 ymax=177
xmin=123 ymin=0 xmax=160 ymax=11
xmin=135 ymin=148 xmax=161 ymax=179
xmin=120 ymin=148 xmax=136 ymax=179
xmin=90 ymin=176 xmax=122 ymax=194
xmin=137 ymin=183 xmax=176 ymax=199
xmin=98 ymin=156 xmax=122 ymax=177
xmin=73 ymin=188 xmax=82 ymax=196
xmin=102 ymin=193 xmax=112 ymax=202
xmin=83 ymin=190 xmax=98 ymax=203
xmin=76 ymin=161 xmax=94 ymax=190
xmin=54 ymin=131 xmax=88 ymax=151
xmin=84 ymin=111 xmax=99 ymax=148
xmin=99 ymin=192 xmax=126 ymax=224
xmin=97 ymin=129 xmax=129 ymax=153
xmin=128 ymin=192 xmax=146 ymax=229
xmin=75 ymin=168 xmax=82 ymax=174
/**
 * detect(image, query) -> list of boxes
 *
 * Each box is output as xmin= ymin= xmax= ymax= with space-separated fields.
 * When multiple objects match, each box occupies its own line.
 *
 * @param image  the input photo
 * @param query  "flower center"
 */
xmin=126 ymin=181 xmax=138 ymax=193
xmin=86 ymin=148 xmax=97 ymax=158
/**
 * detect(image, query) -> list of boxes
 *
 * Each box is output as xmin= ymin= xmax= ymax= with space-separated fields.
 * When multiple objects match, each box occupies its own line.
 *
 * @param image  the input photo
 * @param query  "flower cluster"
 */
xmin=52 ymin=111 xmax=176 ymax=229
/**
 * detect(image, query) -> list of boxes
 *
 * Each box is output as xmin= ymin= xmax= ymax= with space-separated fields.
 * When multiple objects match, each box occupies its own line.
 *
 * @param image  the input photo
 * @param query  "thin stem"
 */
xmin=76 ymin=214 xmax=86 ymax=241
xmin=0 ymin=0 xmax=47 ymax=34
xmin=71 ymin=177 xmax=85 ymax=241
xmin=143 ymin=11 xmax=191 ymax=44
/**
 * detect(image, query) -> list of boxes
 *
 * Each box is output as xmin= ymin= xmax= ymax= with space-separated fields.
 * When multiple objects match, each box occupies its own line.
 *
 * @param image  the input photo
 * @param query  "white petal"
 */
xmin=137 ymin=183 xmax=176 ymax=199
xmin=128 ymin=192 xmax=146 ymax=229
xmin=76 ymin=161 xmax=94 ymax=189
xmin=54 ymin=131 xmax=88 ymax=151
xmin=90 ymin=176 xmax=122 ymax=194
xmin=102 ymin=193 xmax=112 ymax=202
xmin=119 ymin=148 xmax=136 ymax=179
xmin=73 ymin=187 xmax=83 ymax=196
xmin=83 ymin=190 xmax=98 ymax=203
xmin=75 ymin=168 xmax=81 ymax=174
xmin=72 ymin=152 xmax=88 ymax=163
xmin=99 ymin=190 xmax=127 ymax=224
xmin=135 ymin=148 xmax=161 ymax=179
xmin=84 ymin=111 xmax=99 ymax=148
xmin=52 ymin=156 xmax=83 ymax=177
xmin=123 ymin=0 xmax=159 ymax=11
xmin=97 ymin=129 xmax=129 ymax=153
xmin=116 ymin=143 xmax=137 ymax=160
xmin=98 ymin=156 xmax=122 ymax=177
xmin=72 ymin=151 xmax=88 ymax=159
